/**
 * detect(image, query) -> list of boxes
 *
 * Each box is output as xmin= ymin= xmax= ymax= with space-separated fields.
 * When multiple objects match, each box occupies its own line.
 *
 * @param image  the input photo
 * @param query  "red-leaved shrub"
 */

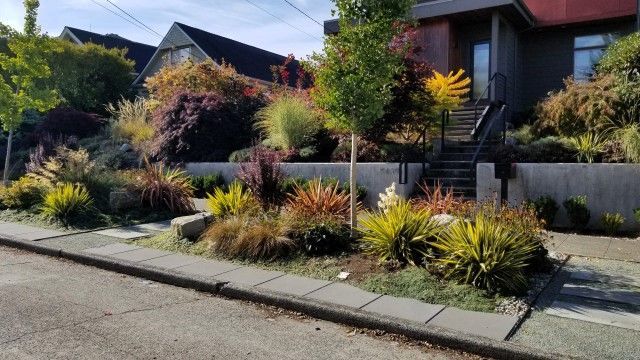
xmin=151 ymin=91 xmax=264 ymax=162
xmin=238 ymin=146 xmax=286 ymax=208
xmin=36 ymin=107 xmax=106 ymax=139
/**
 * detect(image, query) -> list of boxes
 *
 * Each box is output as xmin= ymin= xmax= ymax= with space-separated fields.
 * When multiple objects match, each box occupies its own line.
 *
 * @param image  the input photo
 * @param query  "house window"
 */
xmin=170 ymin=46 xmax=191 ymax=64
xmin=573 ymin=33 xmax=618 ymax=81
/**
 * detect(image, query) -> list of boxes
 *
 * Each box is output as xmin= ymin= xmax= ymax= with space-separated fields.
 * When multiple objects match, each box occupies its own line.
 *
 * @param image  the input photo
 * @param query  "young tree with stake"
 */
xmin=309 ymin=0 xmax=415 ymax=231
xmin=0 ymin=0 xmax=59 ymax=184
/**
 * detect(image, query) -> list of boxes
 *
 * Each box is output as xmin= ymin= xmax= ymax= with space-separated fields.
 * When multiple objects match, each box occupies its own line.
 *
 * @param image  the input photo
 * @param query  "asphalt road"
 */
xmin=0 ymin=246 xmax=473 ymax=360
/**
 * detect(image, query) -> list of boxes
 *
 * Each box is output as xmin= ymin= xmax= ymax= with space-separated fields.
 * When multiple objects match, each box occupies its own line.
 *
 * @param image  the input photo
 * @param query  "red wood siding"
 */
xmin=523 ymin=0 xmax=637 ymax=27
xmin=414 ymin=18 xmax=450 ymax=73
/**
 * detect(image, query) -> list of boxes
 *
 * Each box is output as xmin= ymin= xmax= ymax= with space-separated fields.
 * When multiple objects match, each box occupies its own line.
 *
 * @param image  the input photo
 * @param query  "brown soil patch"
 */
xmin=335 ymin=253 xmax=384 ymax=282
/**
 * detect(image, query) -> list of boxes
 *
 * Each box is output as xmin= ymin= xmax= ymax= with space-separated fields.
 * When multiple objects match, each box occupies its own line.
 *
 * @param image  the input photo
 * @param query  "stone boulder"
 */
xmin=171 ymin=213 xmax=215 ymax=239
xmin=109 ymin=190 xmax=141 ymax=212
xmin=430 ymin=213 xmax=457 ymax=227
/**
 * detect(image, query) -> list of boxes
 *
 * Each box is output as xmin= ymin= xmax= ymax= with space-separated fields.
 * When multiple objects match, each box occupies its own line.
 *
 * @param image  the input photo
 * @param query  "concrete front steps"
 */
xmin=424 ymin=140 xmax=492 ymax=199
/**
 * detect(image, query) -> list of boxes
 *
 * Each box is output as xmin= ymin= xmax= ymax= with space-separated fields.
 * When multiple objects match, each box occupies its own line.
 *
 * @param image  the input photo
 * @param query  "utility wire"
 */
xmin=281 ymin=0 xmax=324 ymax=27
xmin=243 ymin=0 xmax=322 ymax=41
xmin=94 ymin=0 xmax=207 ymax=62
xmin=89 ymin=0 xmax=153 ymax=36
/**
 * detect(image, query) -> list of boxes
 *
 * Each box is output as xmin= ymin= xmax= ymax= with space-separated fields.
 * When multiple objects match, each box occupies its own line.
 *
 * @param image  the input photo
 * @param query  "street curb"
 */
xmin=1 ymin=237 xmax=576 ymax=360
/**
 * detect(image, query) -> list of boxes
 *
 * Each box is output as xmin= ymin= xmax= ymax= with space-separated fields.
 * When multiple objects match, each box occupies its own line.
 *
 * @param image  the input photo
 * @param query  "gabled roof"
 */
xmin=174 ymin=22 xmax=300 ymax=87
xmin=61 ymin=27 xmax=156 ymax=73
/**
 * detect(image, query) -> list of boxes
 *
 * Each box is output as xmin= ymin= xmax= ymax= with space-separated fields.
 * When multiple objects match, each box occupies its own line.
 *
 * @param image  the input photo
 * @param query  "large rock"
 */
xmin=430 ymin=214 xmax=457 ymax=227
xmin=171 ymin=213 xmax=214 ymax=239
xmin=109 ymin=190 xmax=141 ymax=212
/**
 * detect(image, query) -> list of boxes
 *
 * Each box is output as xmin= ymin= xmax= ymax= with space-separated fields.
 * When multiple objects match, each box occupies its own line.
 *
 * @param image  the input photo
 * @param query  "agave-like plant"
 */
xmin=41 ymin=183 xmax=94 ymax=223
xmin=433 ymin=213 xmax=538 ymax=293
xmin=568 ymin=132 xmax=607 ymax=163
xmin=358 ymin=200 xmax=439 ymax=265
xmin=138 ymin=159 xmax=195 ymax=214
xmin=286 ymin=178 xmax=352 ymax=222
xmin=206 ymin=181 xmax=258 ymax=218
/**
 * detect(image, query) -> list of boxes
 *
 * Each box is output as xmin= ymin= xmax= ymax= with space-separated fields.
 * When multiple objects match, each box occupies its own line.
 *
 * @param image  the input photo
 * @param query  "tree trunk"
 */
xmin=350 ymin=132 xmax=358 ymax=233
xmin=3 ymin=129 xmax=13 ymax=185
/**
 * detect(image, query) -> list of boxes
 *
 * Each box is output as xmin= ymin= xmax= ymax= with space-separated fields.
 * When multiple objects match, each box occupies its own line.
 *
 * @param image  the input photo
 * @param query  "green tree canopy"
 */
xmin=307 ymin=0 xmax=415 ymax=229
xmin=45 ymin=39 xmax=135 ymax=114
xmin=0 ymin=0 xmax=59 ymax=182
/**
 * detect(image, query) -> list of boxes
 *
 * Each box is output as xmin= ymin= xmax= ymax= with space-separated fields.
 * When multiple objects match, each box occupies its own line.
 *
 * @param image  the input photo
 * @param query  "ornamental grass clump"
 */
xmin=600 ymin=212 xmax=625 ymax=236
xmin=138 ymin=160 xmax=195 ymax=214
xmin=41 ymin=183 xmax=94 ymax=223
xmin=206 ymin=181 xmax=258 ymax=218
xmin=107 ymin=97 xmax=154 ymax=148
xmin=0 ymin=176 xmax=49 ymax=209
xmin=255 ymin=94 xmax=321 ymax=150
xmin=433 ymin=213 xmax=538 ymax=294
xmin=201 ymin=215 xmax=295 ymax=261
xmin=238 ymin=146 xmax=286 ymax=208
xmin=358 ymin=200 xmax=439 ymax=265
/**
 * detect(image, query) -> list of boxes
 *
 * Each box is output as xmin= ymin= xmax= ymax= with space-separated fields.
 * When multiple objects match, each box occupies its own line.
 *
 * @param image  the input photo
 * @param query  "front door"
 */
xmin=472 ymin=41 xmax=490 ymax=100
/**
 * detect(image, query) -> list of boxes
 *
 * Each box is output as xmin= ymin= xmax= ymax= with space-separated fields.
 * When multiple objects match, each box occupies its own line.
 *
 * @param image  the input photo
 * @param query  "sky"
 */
xmin=0 ymin=0 xmax=335 ymax=58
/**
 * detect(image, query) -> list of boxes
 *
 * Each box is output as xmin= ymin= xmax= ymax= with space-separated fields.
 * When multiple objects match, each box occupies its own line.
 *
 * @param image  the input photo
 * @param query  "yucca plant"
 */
xmin=206 ymin=181 xmax=258 ymax=218
xmin=426 ymin=69 xmax=471 ymax=114
xmin=255 ymin=94 xmax=321 ymax=150
xmin=41 ymin=183 xmax=94 ymax=223
xmin=286 ymin=178 xmax=352 ymax=222
xmin=433 ymin=213 xmax=538 ymax=294
xmin=358 ymin=200 xmax=439 ymax=265
xmin=138 ymin=159 xmax=195 ymax=214
xmin=568 ymin=132 xmax=607 ymax=163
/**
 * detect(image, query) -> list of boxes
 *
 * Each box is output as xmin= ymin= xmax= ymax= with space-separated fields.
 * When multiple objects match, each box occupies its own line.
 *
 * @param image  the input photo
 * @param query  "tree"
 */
xmin=46 ymin=40 xmax=134 ymax=114
xmin=0 ymin=0 xmax=59 ymax=183
xmin=308 ymin=0 xmax=415 ymax=230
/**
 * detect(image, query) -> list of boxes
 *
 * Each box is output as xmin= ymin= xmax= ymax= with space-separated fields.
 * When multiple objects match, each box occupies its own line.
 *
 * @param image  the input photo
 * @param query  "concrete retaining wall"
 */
xmin=185 ymin=162 xmax=426 ymax=207
xmin=477 ymin=163 xmax=640 ymax=231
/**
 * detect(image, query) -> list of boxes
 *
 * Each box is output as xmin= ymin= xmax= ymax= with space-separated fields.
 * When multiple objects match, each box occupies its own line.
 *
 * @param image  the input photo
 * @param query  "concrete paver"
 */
xmin=174 ymin=260 xmax=241 ymax=277
xmin=427 ymin=308 xmax=519 ymax=341
xmin=305 ymin=283 xmax=381 ymax=309
xmin=93 ymin=228 xmax=152 ymax=239
xmin=257 ymin=274 xmax=332 ymax=296
xmin=561 ymin=283 xmax=640 ymax=306
xmin=139 ymin=253 xmax=203 ymax=269
xmin=109 ymin=248 xmax=172 ymax=262
xmin=83 ymin=243 xmax=142 ymax=256
xmin=215 ymin=267 xmax=285 ymax=286
xmin=545 ymin=299 xmax=640 ymax=331
xmin=362 ymin=295 xmax=445 ymax=323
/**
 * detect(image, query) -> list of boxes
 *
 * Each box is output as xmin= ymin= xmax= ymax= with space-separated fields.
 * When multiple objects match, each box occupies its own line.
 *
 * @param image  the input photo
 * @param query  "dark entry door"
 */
xmin=472 ymin=41 xmax=490 ymax=100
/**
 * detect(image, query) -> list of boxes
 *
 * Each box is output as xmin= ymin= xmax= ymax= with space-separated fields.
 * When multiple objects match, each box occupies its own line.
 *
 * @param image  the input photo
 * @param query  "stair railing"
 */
xmin=469 ymin=104 xmax=508 ymax=173
xmin=440 ymin=109 xmax=450 ymax=151
xmin=474 ymin=72 xmax=507 ymax=135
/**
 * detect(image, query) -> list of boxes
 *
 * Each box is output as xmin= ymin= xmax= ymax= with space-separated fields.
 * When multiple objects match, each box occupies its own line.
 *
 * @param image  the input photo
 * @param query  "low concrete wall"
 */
xmin=185 ymin=162 xmax=426 ymax=207
xmin=477 ymin=163 xmax=640 ymax=231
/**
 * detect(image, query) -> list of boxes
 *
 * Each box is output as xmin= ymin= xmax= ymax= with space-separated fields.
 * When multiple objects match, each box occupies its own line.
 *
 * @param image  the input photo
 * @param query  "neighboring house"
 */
xmin=325 ymin=0 xmax=639 ymax=115
xmin=59 ymin=26 xmax=156 ymax=76
xmin=133 ymin=22 xmax=300 ymax=88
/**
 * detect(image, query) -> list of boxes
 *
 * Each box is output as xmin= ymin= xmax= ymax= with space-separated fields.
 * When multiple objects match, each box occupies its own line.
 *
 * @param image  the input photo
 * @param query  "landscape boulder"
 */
xmin=171 ymin=213 xmax=215 ymax=239
xmin=109 ymin=190 xmax=141 ymax=212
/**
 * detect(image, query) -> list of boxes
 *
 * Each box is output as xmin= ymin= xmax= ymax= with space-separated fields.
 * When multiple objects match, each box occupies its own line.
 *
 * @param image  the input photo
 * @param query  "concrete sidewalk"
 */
xmin=547 ymin=231 xmax=640 ymax=262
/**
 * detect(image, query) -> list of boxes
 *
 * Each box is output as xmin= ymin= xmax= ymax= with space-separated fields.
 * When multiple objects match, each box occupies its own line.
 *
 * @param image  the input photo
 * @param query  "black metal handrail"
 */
xmin=469 ymin=104 xmax=508 ymax=173
xmin=474 ymin=72 xmax=507 ymax=134
xmin=440 ymin=109 xmax=450 ymax=151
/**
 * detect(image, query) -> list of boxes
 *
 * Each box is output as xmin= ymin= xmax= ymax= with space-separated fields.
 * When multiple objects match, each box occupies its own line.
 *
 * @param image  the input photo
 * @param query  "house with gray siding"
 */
xmin=326 ymin=0 xmax=638 ymax=116
xmin=133 ymin=22 xmax=300 ymax=88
